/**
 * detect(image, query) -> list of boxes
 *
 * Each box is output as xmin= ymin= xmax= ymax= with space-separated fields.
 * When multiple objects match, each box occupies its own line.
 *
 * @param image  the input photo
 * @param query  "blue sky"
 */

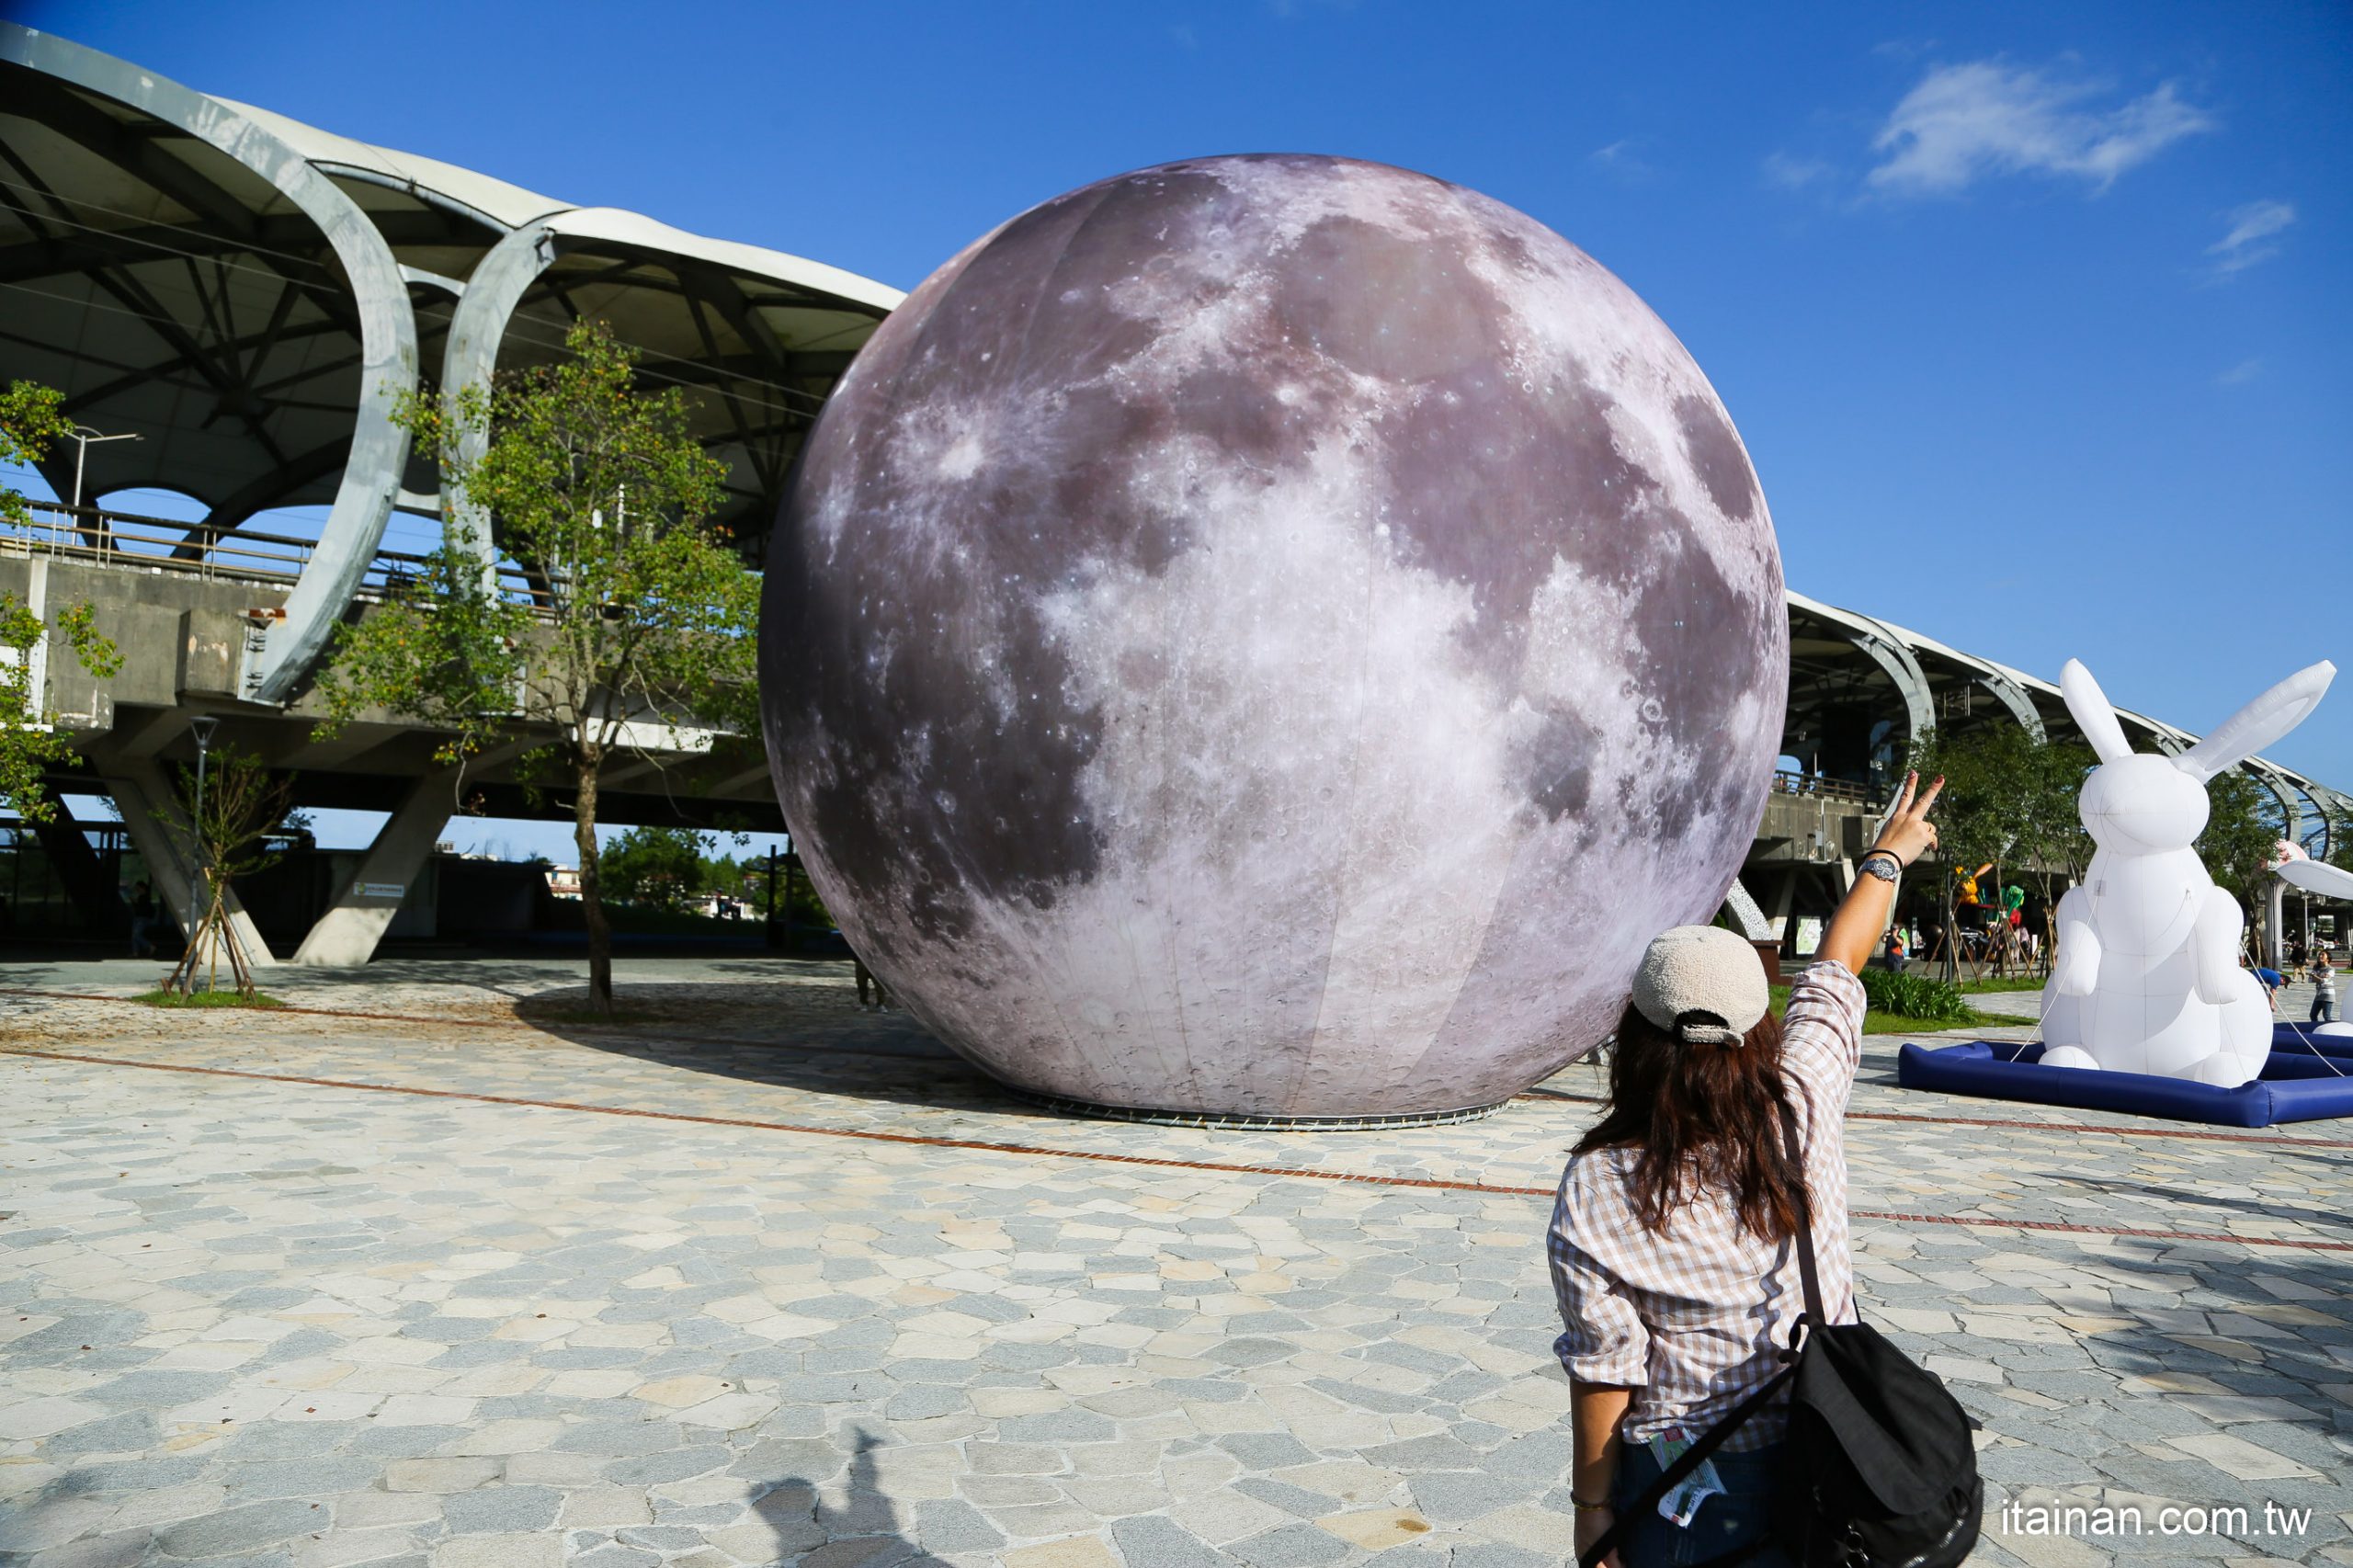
xmin=13 ymin=0 xmax=2351 ymax=857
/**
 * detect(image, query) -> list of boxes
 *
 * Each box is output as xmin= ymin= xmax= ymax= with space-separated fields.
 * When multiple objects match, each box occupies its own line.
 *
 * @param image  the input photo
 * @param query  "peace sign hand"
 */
xmin=1871 ymin=771 xmax=1943 ymax=869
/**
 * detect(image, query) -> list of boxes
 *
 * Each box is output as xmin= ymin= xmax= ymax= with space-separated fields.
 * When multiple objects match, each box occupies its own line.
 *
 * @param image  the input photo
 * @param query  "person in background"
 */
xmin=1551 ymin=773 xmax=1943 ymax=1568
xmin=128 ymin=880 xmax=157 ymax=958
xmin=854 ymin=954 xmax=891 ymax=1012
xmin=2248 ymin=958 xmax=2284 ymax=1010
xmin=2315 ymin=951 xmax=2340 ymax=1026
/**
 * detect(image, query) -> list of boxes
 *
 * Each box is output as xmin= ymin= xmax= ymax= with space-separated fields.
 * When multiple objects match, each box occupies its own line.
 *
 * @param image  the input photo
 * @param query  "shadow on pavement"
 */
xmin=503 ymin=979 xmax=1053 ymax=1125
xmin=2041 ymin=1173 xmax=2353 ymax=1242
xmin=753 ymin=1428 xmax=956 ymax=1565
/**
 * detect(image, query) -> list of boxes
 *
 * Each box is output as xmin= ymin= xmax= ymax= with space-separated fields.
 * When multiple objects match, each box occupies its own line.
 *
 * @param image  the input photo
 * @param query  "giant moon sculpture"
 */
xmin=761 ymin=155 xmax=1788 ymax=1122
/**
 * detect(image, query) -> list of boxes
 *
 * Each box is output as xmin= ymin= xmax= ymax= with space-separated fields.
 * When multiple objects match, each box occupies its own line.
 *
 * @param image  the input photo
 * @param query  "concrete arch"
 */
xmin=438 ymin=217 xmax=561 ymax=574
xmin=1972 ymin=667 xmax=2047 ymax=740
xmin=1885 ymin=629 xmax=2049 ymax=743
xmin=1788 ymin=592 xmax=1936 ymax=750
xmin=2246 ymin=762 xmax=2303 ymax=842
xmin=2307 ymin=784 xmax=2352 ymax=860
xmin=436 ymin=208 xmax=904 ymax=575
xmin=0 ymin=25 xmax=419 ymax=705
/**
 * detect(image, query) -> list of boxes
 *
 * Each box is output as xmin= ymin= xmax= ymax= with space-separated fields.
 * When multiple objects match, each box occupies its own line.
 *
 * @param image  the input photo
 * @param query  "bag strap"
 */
xmin=1574 ymin=1358 xmax=1798 ymax=1568
xmin=1776 ymin=1095 xmax=1827 ymax=1324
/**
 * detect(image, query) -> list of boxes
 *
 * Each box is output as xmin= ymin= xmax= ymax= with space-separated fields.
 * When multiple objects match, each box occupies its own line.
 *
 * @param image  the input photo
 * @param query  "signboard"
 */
xmin=355 ymin=881 xmax=405 ymax=900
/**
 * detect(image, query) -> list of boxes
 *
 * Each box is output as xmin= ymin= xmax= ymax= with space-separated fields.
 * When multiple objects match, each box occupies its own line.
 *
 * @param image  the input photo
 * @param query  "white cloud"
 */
xmin=1587 ymin=138 xmax=1659 ymax=184
xmin=2207 ymin=199 xmax=2295 ymax=276
xmin=2216 ymin=357 xmax=2263 ymax=386
xmin=1762 ymin=151 xmax=1834 ymax=190
xmin=1867 ymin=60 xmax=2213 ymax=196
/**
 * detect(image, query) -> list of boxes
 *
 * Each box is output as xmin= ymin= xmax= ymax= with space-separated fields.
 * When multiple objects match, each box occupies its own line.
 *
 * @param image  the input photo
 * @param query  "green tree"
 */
xmin=1908 ymin=726 xmax=2018 ymax=974
xmin=2011 ymin=733 xmax=2097 ymax=915
xmin=1904 ymin=725 xmax=2095 ymax=977
xmin=601 ymin=824 xmax=710 ymax=912
xmin=2199 ymin=769 xmax=2283 ymax=921
xmin=703 ymin=848 xmax=742 ymax=898
xmin=317 ymin=321 xmax=757 ymax=1012
xmin=2 ymin=381 xmax=123 ymax=823
xmin=164 ymin=745 xmax=305 ymax=998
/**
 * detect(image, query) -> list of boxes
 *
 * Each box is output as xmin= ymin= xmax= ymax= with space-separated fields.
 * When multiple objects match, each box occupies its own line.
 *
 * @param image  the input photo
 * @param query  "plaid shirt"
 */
xmin=1546 ymin=961 xmax=1866 ymax=1449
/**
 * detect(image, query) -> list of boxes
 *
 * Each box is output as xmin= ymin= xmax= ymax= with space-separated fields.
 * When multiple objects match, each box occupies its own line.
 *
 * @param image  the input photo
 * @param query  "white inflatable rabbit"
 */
xmin=2040 ymin=657 xmax=2336 ymax=1085
xmin=2279 ymin=853 xmax=2353 ymax=904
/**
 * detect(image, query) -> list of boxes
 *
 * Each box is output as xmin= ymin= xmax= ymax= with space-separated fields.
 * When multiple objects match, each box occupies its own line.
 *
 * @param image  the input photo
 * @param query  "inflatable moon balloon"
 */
xmin=761 ymin=154 xmax=1788 ymax=1121
xmin=2041 ymin=657 xmax=2336 ymax=1085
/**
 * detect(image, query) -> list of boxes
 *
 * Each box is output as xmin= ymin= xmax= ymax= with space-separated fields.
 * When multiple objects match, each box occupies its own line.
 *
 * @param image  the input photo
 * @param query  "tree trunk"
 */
xmin=574 ymin=750 xmax=613 ymax=1014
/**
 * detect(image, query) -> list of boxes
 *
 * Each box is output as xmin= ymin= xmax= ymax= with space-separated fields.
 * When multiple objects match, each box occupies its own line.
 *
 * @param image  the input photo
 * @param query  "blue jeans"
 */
xmin=1610 ymin=1438 xmax=1793 ymax=1568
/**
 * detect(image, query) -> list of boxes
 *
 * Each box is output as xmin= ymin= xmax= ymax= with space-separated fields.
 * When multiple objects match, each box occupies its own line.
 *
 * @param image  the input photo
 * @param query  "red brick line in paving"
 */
xmin=17 ymin=986 xmax=2353 ymax=1152
xmin=8 ymin=1046 xmax=2351 ymax=1255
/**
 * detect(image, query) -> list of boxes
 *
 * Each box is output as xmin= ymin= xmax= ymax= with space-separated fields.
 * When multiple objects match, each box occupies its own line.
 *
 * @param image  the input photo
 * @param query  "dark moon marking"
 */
xmin=1677 ymin=392 xmax=1760 ymax=522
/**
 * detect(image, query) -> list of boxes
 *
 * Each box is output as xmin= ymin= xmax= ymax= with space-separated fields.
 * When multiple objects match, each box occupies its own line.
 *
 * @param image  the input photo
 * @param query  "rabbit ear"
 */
xmin=2060 ymin=659 xmax=2133 ymax=765
xmin=2279 ymin=857 xmax=2353 ymax=901
xmin=2173 ymin=661 xmax=2336 ymax=783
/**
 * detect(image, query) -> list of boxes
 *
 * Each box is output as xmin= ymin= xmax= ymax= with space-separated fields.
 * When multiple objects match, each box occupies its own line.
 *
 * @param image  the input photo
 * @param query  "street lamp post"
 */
xmin=66 ymin=426 xmax=142 ymax=512
xmin=183 ymin=714 xmax=220 ymax=991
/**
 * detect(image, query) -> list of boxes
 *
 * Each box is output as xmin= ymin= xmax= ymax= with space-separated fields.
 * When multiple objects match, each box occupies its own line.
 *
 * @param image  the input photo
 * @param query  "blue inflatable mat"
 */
xmin=1896 ymin=1026 xmax=2353 ymax=1128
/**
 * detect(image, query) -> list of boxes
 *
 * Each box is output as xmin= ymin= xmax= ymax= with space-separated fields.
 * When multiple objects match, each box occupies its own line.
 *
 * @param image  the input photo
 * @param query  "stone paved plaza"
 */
xmin=2 ymin=957 xmax=2349 ymax=1567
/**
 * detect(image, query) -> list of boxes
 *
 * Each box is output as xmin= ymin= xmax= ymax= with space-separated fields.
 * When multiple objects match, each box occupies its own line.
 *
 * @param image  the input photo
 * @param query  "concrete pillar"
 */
xmin=107 ymin=764 xmax=277 ymax=969
xmin=290 ymin=767 xmax=459 ymax=966
xmin=30 ymin=807 xmax=124 ymax=938
xmin=2267 ymin=879 xmax=2286 ymax=970
xmin=1721 ymin=877 xmax=1773 ymax=941
xmin=1768 ymin=870 xmax=1796 ymax=940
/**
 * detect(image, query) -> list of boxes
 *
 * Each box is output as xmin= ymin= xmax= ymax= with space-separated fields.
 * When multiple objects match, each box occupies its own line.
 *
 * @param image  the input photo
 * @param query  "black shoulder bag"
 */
xmin=1577 ymin=1102 xmax=1983 ymax=1568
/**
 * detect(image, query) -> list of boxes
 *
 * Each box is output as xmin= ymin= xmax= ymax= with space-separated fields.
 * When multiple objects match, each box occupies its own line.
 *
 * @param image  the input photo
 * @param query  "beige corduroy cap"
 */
xmin=1630 ymin=925 xmax=1770 ymax=1046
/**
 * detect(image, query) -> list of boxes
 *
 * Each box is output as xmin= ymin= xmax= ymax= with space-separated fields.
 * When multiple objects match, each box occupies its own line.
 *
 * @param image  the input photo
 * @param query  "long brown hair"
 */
xmin=1571 ymin=1003 xmax=1807 ymax=1244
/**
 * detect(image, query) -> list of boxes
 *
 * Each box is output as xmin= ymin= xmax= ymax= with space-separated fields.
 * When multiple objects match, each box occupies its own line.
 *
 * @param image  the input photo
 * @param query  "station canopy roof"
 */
xmin=0 ymin=52 xmax=902 ymax=541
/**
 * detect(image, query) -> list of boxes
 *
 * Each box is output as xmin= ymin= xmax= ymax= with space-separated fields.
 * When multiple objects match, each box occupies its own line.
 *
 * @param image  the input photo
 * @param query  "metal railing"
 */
xmin=1772 ymin=770 xmax=1883 ymax=809
xmin=0 ymin=499 xmax=540 ymax=606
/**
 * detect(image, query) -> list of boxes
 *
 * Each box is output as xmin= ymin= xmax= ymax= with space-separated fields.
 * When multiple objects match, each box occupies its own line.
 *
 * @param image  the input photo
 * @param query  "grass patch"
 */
xmin=1769 ymin=983 xmax=2033 ymax=1036
xmin=1952 ymin=974 xmax=2049 ymax=994
xmin=131 ymin=989 xmax=286 ymax=1009
xmin=1859 ymin=968 xmax=1972 ymax=1025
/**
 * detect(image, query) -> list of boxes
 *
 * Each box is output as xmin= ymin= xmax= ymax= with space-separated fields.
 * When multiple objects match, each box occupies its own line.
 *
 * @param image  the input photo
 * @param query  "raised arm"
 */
xmin=1815 ymin=771 xmax=1943 ymax=976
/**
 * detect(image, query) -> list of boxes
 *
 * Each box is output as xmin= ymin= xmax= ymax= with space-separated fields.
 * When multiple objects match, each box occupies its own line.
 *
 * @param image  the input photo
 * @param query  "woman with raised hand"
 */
xmin=1551 ymin=772 xmax=1943 ymax=1568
